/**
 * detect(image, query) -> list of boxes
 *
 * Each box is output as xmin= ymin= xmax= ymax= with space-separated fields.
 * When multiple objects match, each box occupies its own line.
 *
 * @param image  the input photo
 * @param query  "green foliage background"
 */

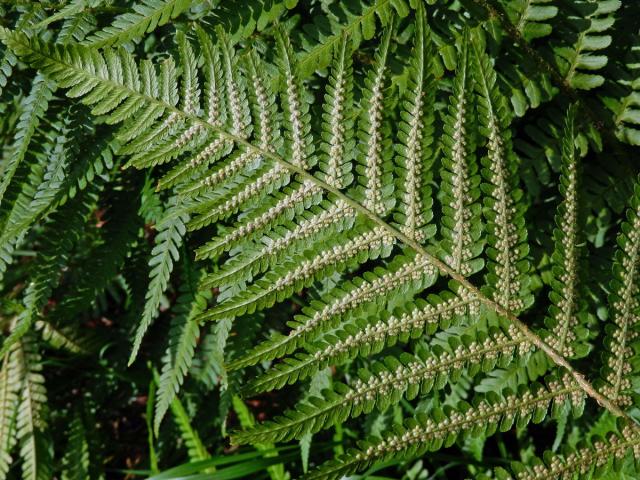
xmin=0 ymin=0 xmax=639 ymax=479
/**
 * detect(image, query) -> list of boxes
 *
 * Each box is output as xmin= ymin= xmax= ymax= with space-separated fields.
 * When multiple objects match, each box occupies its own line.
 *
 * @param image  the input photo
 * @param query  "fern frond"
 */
xmin=554 ymin=0 xmax=621 ymax=90
xmin=84 ymin=0 xmax=191 ymax=47
xmin=204 ymin=200 xmax=356 ymax=287
xmin=130 ymin=198 xmax=188 ymax=365
xmin=539 ymin=105 xmax=589 ymax=359
xmin=227 ymin=252 xmax=438 ymax=369
xmin=305 ymin=373 xmax=585 ymax=479
xmin=317 ymin=33 xmax=354 ymax=189
xmin=393 ymin=4 xmax=435 ymax=243
xmin=355 ymin=25 xmax=393 ymax=216
xmin=471 ymin=33 xmax=532 ymax=313
xmin=503 ymin=0 xmax=558 ymax=41
xmin=0 ymin=73 xmax=54 ymax=207
xmin=12 ymin=335 xmax=52 ymax=480
xmin=154 ymin=264 xmax=209 ymax=435
xmin=204 ymin=225 xmax=395 ymax=319
xmin=439 ymin=30 xmax=483 ymax=276
xmin=242 ymin=284 xmax=480 ymax=396
xmin=0 ymin=353 xmax=18 ymax=480
xmin=61 ymin=415 xmax=89 ymax=480
xmin=233 ymin=323 xmax=534 ymax=445
xmin=512 ymin=421 xmax=640 ymax=479
xmin=0 ymin=187 xmax=95 ymax=357
xmin=600 ymin=177 xmax=640 ymax=407
xmin=277 ymin=27 xmax=314 ymax=170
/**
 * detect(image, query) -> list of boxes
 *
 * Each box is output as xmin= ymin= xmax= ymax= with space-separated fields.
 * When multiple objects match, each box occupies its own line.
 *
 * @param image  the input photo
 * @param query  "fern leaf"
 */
xmin=355 ymin=25 xmax=393 ymax=216
xmin=503 ymin=0 xmax=558 ymax=41
xmin=0 ymin=353 xmax=18 ymax=480
xmin=154 ymin=265 xmax=209 ymax=435
xmin=61 ymin=415 xmax=89 ymax=480
xmin=305 ymin=373 xmax=584 ymax=479
xmin=554 ymin=0 xmax=621 ymax=90
xmin=204 ymin=225 xmax=395 ymax=319
xmin=242 ymin=284 xmax=480 ymax=395
xmin=204 ymin=200 xmax=356 ymax=287
xmin=0 ymin=187 xmax=93 ymax=358
xmin=439 ymin=30 xmax=483 ymax=276
xmin=471 ymin=32 xmax=532 ymax=313
xmin=540 ymin=105 xmax=589 ymax=359
xmin=129 ymin=198 xmax=188 ymax=365
xmin=227 ymin=251 xmax=438 ymax=369
xmin=277 ymin=27 xmax=314 ymax=170
xmin=600 ymin=177 xmax=640 ymax=407
xmin=233 ymin=323 xmax=533 ymax=445
xmin=0 ymin=73 xmax=54 ymax=208
xmin=12 ymin=335 xmax=52 ymax=480
xmin=511 ymin=421 xmax=640 ymax=479
xmin=317 ymin=33 xmax=354 ymax=189
xmin=84 ymin=0 xmax=191 ymax=47
xmin=393 ymin=4 xmax=435 ymax=243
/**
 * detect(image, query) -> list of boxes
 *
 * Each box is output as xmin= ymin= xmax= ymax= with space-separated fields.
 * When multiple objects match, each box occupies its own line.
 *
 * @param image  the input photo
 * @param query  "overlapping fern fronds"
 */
xmin=1 ymin=0 xmax=640 ymax=478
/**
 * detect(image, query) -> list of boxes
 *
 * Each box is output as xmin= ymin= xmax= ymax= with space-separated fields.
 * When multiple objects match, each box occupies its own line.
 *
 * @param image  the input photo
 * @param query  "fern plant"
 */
xmin=1 ymin=0 xmax=640 ymax=478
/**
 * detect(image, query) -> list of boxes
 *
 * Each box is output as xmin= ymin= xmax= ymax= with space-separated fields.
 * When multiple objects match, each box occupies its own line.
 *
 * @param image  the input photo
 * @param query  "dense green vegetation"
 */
xmin=1 ymin=0 xmax=640 ymax=478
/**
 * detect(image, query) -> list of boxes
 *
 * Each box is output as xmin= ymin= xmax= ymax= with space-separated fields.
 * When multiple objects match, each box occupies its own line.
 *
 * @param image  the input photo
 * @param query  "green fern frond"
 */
xmin=439 ymin=30 xmax=483 ymax=276
xmin=154 ymin=263 xmax=209 ymax=435
xmin=242 ymin=283 xmax=479 ymax=396
xmin=130 ymin=198 xmax=188 ymax=365
xmin=554 ymin=0 xmax=621 ymax=90
xmin=471 ymin=32 xmax=532 ymax=313
xmin=12 ymin=335 xmax=52 ymax=480
xmin=539 ymin=105 xmax=590 ymax=359
xmin=393 ymin=4 xmax=435 ymax=244
xmin=61 ymin=415 xmax=89 ymax=480
xmin=305 ymin=373 xmax=585 ymax=479
xmin=233 ymin=322 xmax=534 ymax=445
xmin=511 ymin=421 xmax=640 ymax=479
xmin=355 ymin=25 xmax=393 ymax=216
xmin=84 ymin=0 xmax=191 ymax=48
xmin=0 ymin=73 xmax=54 ymax=208
xmin=503 ymin=0 xmax=558 ymax=41
xmin=600 ymin=177 xmax=640 ymax=407
xmin=227 ymin=251 xmax=437 ymax=370
xmin=0 ymin=352 xmax=18 ymax=480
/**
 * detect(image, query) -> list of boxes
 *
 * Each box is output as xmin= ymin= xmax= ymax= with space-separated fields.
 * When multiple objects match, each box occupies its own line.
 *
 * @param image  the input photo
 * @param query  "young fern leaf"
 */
xmin=243 ymin=283 xmax=480 ymax=396
xmin=471 ymin=33 xmax=532 ymax=313
xmin=130 ymin=198 xmax=188 ymax=365
xmin=83 ymin=0 xmax=192 ymax=48
xmin=355 ymin=25 xmax=393 ymax=216
xmin=393 ymin=4 xmax=435 ymax=244
xmin=154 ymin=265 xmax=210 ymax=435
xmin=600 ymin=177 xmax=640 ymax=407
xmin=539 ymin=105 xmax=589 ymax=359
xmin=233 ymin=323 xmax=534 ymax=445
xmin=439 ymin=31 xmax=483 ymax=276
xmin=305 ymin=374 xmax=585 ymax=479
